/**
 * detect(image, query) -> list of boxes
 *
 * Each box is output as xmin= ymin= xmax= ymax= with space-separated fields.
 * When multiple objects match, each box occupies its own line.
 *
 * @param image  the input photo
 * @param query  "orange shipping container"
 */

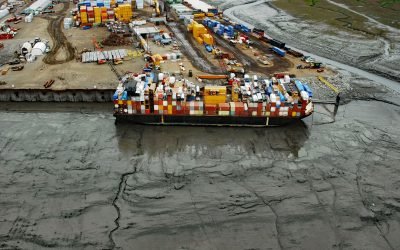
xmin=196 ymin=36 xmax=204 ymax=45
xmin=202 ymin=34 xmax=214 ymax=45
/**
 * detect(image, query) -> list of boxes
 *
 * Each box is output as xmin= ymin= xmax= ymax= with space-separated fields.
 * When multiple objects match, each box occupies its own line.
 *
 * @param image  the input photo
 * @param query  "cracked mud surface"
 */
xmin=1 ymin=82 xmax=400 ymax=249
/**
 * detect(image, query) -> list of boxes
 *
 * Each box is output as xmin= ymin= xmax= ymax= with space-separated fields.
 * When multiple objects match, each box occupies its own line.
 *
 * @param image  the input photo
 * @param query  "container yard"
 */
xmin=0 ymin=0 xmax=334 ymax=98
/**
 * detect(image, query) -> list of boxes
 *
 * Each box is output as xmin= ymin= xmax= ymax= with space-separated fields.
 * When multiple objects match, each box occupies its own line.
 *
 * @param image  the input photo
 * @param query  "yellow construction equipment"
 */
xmin=318 ymin=76 xmax=339 ymax=94
xmin=153 ymin=0 xmax=160 ymax=16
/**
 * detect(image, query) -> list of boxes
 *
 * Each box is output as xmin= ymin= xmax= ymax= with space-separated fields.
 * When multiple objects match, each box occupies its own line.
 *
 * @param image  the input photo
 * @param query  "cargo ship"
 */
xmin=113 ymin=72 xmax=314 ymax=127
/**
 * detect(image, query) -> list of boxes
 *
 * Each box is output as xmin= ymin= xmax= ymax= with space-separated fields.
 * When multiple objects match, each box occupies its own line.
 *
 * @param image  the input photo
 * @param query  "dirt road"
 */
xmin=42 ymin=2 xmax=75 ymax=64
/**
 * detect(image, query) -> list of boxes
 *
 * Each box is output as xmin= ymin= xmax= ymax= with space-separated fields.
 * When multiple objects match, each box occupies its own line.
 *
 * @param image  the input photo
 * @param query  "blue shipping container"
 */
xmin=302 ymin=83 xmax=313 ymax=97
xmin=272 ymin=47 xmax=286 ymax=57
xmin=295 ymin=80 xmax=305 ymax=92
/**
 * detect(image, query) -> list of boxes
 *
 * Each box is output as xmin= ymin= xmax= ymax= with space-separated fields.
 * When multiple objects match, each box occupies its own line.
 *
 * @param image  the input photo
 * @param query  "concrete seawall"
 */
xmin=0 ymin=89 xmax=115 ymax=102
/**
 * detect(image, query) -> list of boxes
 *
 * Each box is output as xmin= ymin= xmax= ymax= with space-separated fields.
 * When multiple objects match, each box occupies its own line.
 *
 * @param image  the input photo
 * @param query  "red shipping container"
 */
xmin=266 ymin=103 xmax=271 ymax=112
xmin=292 ymin=104 xmax=299 ymax=112
xmin=136 ymin=102 xmax=141 ymax=112
xmin=218 ymin=103 xmax=230 ymax=111
xmin=301 ymin=100 xmax=307 ymax=110
xmin=205 ymin=104 xmax=217 ymax=115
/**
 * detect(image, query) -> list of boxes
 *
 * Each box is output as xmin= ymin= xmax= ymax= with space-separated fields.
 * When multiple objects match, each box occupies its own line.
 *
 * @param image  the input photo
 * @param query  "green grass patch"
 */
xmin=273 ymin=0 xmax=398 ymax=36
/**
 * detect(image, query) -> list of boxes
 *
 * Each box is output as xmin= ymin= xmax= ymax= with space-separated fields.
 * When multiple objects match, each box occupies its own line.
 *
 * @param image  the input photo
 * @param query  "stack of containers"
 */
xmin=218 ymin=103 xmax=230 ymax=116
xmin=205 ymin=104 xmax=217 ymax=115
xmin=87 ymin=7 xmax=95 ymax=23
xmin=80 ymin=6 xmax=88 ymax=25
xmin=115 ymin=4 xmax=132 ymax=22
xmin=97 ymin=0 xmax=105 ymax=7
xmin=269 ymin=93 xmax=278 ymax=117
xmin=294 ymin=79 xmax=308 ymax=114
xmin=217 ymin=24 xmax=225 ymax=36
xmin=136 ymin=0 xmax=144 ymax=9
xmin=225 ymin=25 xmax=234 ymax=37
xmin=202 ymin=34 xmax=214 ymax=45
xmin=64 ymin=18 xmax=73 ymax=29
xmin=193 ymin=23 xmax=208 ymax=44
xmin=247 ymin=102 xmax=258 ymax=116
xmin=203 ymin=86 xmax=226 ymax=105
xmin=202 ymin=18 xmax=209 ymax=27
xmin=101 ymin=7 xmax=108 ymax=22
xmin=279 ymin=106 xmax=289 ymax=117
xmin=94 ymin=7 xmax=101 ymax=24
xmin=229 ymin=102 xmax=245 ymax=116
xmin=187 ymin=102 xmax=204 ymax=115
xmin=107 ymin=8 xmax=115 ymax=21
xmin=104 ymin=0 xmax=111 ymax=8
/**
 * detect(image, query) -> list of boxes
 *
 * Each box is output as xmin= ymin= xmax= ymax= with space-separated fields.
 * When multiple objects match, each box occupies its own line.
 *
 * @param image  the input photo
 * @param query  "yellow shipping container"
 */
xmin=196 ymin=36 xmax=204 ymax=44
xmin=193 ymin=13 xmax=205 ymax=18
xmin=168 ymin=105 xmax=172 ymax=114
xmin=80 ymin=12 xmax=87 ymax=19
xmin=204 ymin=96 xmax=227 ymax=105
xmin=187 ymin=23 xmax=193 ymax=32
xmin=204 ymin=86 xmax=227 ymax=96
xmin=193 ymin=23 xmax=207 ymax=38
xmin=202 ymin=34 xmax=214 ymax=45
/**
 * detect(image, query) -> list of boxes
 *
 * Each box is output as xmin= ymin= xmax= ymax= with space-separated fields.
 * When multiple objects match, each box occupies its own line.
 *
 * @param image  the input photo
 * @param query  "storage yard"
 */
xmin=0 ymin=0 xmax=335 ymax=94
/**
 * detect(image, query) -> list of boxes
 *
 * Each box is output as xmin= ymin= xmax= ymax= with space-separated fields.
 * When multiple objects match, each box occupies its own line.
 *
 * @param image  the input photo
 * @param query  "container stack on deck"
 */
xmin=113 ymin=72 xmax=313 ymax=119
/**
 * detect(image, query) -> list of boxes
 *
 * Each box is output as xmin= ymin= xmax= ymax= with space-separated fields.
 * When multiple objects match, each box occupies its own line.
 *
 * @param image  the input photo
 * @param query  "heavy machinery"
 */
xmin=153 ymin=0 xmax=160 ymax=16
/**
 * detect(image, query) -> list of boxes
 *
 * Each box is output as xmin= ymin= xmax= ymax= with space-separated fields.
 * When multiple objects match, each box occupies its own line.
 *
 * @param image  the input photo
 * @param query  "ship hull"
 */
xmin=114 ymin=114 xmax=310 ymax=127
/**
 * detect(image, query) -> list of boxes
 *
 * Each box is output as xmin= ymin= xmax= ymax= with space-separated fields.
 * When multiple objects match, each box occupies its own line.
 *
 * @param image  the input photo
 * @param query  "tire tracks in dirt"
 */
xmin=42 ymin=2 xmax=75 ymax=65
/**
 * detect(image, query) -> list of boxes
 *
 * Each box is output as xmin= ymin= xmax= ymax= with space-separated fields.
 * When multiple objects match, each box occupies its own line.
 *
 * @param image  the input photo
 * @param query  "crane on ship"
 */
xmin=92 ymin=37 xmax=122 ymax=80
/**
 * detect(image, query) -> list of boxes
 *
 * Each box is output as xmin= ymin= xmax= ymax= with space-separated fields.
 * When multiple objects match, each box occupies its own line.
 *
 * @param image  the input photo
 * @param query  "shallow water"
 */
xmin=0 ymin=101 xmax=399 ymax=249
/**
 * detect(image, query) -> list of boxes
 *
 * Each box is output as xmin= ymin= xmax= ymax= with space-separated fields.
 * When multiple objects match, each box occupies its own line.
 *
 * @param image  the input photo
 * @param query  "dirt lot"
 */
xmin=0 ymin=4 xmax=208 ymax=90
xmin=1 ymin=2 xmax=336 ymax=91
